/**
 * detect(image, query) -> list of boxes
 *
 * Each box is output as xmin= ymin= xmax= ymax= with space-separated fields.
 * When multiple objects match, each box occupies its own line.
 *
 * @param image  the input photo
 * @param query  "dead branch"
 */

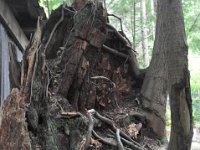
xmin=108 ymin=14 xmax=123 ymax=33
xmin=107 ymin=14 xmax=132 ymax=46
xmin=116 ymin=129 xmax=125 ymax=150
xmin=43 ymin=5 xmax=65 ymax=52
xmin=102 ymin=45 xmax=128 ymax=59
xmin=20 ymin=20 xmax=42 ymax=103
xmin=106 ymin=23 xmax=132 ymax=49
xmin=106 ymin=23 xmax=140 ymax=78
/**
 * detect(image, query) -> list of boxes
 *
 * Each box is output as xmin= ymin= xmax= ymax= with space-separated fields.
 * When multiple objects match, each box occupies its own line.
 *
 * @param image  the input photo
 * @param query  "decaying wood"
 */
xmin=20 ymin=20 xmax=42 ymax=104
xmin=88 ymin=109 xmax=143 ymax=150
xmin=0 ymin=1 xmax=147 ymax=149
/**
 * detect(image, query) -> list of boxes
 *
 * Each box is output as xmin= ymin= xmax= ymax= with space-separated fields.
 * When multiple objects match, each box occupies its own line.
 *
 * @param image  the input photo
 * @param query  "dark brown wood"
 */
xmin=0 ymin=1 xmax=146 ymax=150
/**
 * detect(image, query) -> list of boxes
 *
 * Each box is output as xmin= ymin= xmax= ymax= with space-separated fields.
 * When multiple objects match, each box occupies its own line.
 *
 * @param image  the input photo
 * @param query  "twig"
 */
xmin=107 ymin=14 xmax=132 ymax=46
xmin=102 ymin=45 xmax=139 ymax=79
xmin=41 ymin=4 xmax=65 ymax=94
xmin=102 ymin=45 xmax=129 ymax=59
xmin=106 ymin=23 xmax=140 ymax=78
xmin=106 ymin=23 xmax=134 ymax=51
xmin=44 ymin=4 xmax=65 ymax=53
xmin=116 ymin=129 xmax=125 ymax=150
xmin=108 ymin=14 xmax=123 ymax=33
xmin=106 ymin=23 xmax=131 ymax=48
xmin=63 ymin=5 xmax=77 ymax=14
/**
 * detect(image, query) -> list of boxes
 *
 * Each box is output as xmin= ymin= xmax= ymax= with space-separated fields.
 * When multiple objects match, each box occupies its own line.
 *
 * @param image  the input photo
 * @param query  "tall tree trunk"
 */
xmin=140 ymin=0 xmax=169 ymax=139
xmin=131 ymin=0 xmax=136 ymax=50
xmin=163 ymin=0 xmax=193 ymax=149
xmin=141 ymin=0 xmax=193 ymax=146
xmin=140 ymin=0 xmax=148 ymax=68
xmin=150 ymin=0 xmax=155 ymax=39
xmin=140 ymin=0 xmax=168 ymax=138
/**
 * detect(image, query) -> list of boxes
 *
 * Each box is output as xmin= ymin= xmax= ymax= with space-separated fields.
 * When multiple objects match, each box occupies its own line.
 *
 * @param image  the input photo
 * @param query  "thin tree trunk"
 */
xmin=140 ymin=0 xmax=168 ymax=138
xmin=131 ymin=0 xmax=136 ymax=50
xmin=150 ymin=0 xmax=155 ymax=39
xmin=140 ymin=0 xmax=148 ymax=68
xmin=46 ymin=0 xmax=50 ymax=16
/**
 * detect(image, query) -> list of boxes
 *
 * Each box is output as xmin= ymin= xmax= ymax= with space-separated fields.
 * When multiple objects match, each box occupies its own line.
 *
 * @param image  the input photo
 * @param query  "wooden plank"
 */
xmin=0 ymin=0 xmax=29 ymax=50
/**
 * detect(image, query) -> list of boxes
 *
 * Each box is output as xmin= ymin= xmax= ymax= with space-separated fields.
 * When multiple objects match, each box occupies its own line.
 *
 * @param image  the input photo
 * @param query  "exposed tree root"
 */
xmin=92 ymin=130 xmax=117 ymax=147
xmin=102 ymin=45 xmax=129 ymax=59
xmin=85 ymin=109 xmax=95 ymax=149
xmin=84 ymin=109 xmax=143 ymax=150
xmin=116 ymin=129 xmax=125 ymax=150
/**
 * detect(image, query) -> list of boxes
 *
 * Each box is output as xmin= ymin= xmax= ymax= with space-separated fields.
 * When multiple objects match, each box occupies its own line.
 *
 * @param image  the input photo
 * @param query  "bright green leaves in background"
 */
xmin=39 ymin=0 xmax=73 ymax=16
xmin=183 ymin=0 xmax=200 ymax=55
xmin=183 ymin=0 xmax=200 ymax=127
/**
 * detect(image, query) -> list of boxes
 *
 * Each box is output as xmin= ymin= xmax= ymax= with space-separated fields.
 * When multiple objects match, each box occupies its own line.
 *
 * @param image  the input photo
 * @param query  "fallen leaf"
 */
xmin=127 ymin=123 xmax=142 ymax=139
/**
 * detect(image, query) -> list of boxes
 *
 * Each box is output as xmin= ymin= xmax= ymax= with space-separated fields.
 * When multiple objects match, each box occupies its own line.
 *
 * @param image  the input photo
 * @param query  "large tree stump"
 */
xmin=0 ymin=1 xmax=145 ymax=150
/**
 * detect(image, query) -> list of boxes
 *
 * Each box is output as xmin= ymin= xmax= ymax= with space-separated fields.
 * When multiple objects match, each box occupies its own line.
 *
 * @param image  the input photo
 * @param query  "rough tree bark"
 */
xmin=141 ymin=0 xmax=193 ymax=147
xmin=0 ymin=0 xmax=193 ymax=149
xmin=140 ymin=0 xmax=168 ymax=138
xmin=164 ymin=0 xmax=193 ymax=149
xmin=0 ymin=1 xmax=145 ymax=150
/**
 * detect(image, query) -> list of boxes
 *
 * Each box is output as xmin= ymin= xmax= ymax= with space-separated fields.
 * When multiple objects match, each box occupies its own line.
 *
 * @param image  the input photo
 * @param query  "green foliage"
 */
xmin=189 ymin=54 xmax=200 ymax=127
xmin=183 ymin=0 xmax=200 ymax=54
xmin=39 ymin=0 xmax=73 ymax=16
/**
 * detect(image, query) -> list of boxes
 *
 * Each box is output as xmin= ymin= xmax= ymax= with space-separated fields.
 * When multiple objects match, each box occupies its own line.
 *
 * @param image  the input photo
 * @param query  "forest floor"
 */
xmin=91 ymin=97 xmax=168 ymax=150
